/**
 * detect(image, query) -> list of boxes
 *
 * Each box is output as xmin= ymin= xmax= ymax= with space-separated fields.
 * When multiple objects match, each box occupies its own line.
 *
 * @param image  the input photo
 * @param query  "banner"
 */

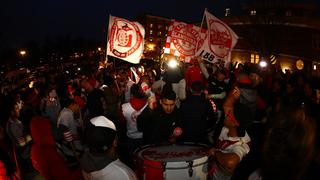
xmin=107 ymin=15 xmax=145 ymax=64
xmin=164 ymin=20 xmax=207 ymax=63
xmin=196 ymin=9 xmax=238 ymax=65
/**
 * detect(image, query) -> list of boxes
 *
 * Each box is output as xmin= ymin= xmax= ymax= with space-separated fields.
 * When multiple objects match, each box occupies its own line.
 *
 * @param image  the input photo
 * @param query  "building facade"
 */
xmin=137 ymin=14 xmax=171 ymax=61
xmin=137 ymin=1 xmax=320 ymax=77
xmin=222 ymin=0 xmax=320 ymax=77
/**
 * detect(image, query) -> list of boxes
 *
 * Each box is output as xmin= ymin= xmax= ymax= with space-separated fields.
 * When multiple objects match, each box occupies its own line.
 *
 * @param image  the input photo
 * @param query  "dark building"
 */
xmin=222 ymin=0 xmax=320 ymax=77
xmin=137 ymin=14 xmax=171 ymax=61
xmin=136 ymin=1 xmax=320 ymax=77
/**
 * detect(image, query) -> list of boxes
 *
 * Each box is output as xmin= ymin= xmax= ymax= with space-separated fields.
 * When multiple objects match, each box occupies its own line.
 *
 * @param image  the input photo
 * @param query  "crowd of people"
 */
xmin=0 ymin=57 xmax=319 ymax=180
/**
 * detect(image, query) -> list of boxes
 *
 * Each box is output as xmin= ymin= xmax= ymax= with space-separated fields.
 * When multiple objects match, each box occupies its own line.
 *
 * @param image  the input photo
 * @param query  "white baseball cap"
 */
xmin=90 ymin=116 xmax=116 ymax=131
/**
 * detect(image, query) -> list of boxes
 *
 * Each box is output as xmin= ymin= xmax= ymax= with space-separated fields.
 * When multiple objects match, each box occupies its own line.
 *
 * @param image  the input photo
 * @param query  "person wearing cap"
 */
xmin=208 ymin=86 xmax=252 ymax=180
xmin=180 ymin=81 xmax=217 ymax=144
xmin=81 ymin=116 xmax=137 ymax=180
xmin=137 ymin=88 xmax=182 ymax=145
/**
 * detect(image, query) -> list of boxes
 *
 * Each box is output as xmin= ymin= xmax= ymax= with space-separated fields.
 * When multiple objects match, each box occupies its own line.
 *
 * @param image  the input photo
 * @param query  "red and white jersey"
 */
xmin=216 ymin=127 xmax=251 ymax=161
xmin=122 ymin=102 xmax=147 ymax=139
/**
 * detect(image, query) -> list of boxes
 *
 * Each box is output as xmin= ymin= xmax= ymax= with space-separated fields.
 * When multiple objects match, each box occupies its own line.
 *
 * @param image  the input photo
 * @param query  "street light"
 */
xmin=168 ymin=58 xmax=178 ymax=69
xmin=259 ymin=60 xmax=267 ymax=68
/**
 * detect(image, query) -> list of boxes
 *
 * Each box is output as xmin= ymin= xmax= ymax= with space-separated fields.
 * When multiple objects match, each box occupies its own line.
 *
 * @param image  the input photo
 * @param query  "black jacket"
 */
xmin=137 ymin=106 xmax=181 ymax=145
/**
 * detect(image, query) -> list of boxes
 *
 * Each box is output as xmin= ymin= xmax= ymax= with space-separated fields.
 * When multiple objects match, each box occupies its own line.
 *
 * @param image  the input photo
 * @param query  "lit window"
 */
xmin=149 ymin=38 xmax=153 ymax=42
xmin=251 ymin=54 xmax=255 ymax=63
xmin=250 ymin=53 xmax=259 ymax=64
xmin=150 ymin=30 xmax=153 ymax=35
xmin=255 ymin=54 xmax=260 ymax=64
xmin=150 ymin=24 xmax=153 ymax=28
xmin=250 ymin=10 xmax=256 ymax=16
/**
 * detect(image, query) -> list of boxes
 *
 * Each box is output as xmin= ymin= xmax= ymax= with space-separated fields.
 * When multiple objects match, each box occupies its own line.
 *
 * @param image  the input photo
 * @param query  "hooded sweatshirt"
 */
xmin=30 ymin=116 xmax=83 ymax=180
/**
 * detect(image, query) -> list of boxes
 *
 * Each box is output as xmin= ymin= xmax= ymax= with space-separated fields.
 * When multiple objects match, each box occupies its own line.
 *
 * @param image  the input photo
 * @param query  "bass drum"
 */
xmin=134 ymin=143 xmax=209 ymax=180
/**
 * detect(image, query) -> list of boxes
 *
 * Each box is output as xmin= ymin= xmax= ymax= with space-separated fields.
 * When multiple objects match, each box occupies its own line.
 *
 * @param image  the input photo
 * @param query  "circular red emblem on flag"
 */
xmin=109 ymin=18 xmax=143 ymax=58
xmin=208 ymin=20 xmax=232 ymax=58
xmin=171 ymin=22 xmax=206 ymax=57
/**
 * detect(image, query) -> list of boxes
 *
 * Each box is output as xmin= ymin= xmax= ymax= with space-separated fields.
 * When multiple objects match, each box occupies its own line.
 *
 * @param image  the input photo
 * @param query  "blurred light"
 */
xmin=98 ymin=47 xmax=102 ymax=51
xmin=138 ymin=67 xmax=142 ymax=72
xmin=66 ymin=71 xmax=69 ymax=74
xmin=77 ymin=67 xmax=81 ymax=71
xmin=281 ymin=66 xmax=291 ymax=73
xmin=259 ymin=61 xmax=267 ymax=68
xmin=20 ymin=50 xmax=26 ymax=56
xmin=168 ymin=59 xmax=178 ymax=69
xmin=147 ymin=43 xmax=156 ymax=51
xmin=29 ymin=81 xmax=34 ymax=88
xmin=296 ymin=60 xmax=304 ymax=70
xmin=314 ymin=65 xmax=317 ymax=70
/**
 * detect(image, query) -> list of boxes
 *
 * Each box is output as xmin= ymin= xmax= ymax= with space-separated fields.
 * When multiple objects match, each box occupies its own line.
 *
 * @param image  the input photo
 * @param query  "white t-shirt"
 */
xmin=82 ymin=159 xmax=138 ymax=180
xmin=122 ymin=102 xmax=147 ymax=139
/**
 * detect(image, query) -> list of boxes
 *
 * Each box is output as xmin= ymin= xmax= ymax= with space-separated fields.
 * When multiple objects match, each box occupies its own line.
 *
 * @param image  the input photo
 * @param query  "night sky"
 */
xmin=0 ymin=0 xmax=317 ymax=48
xmin=0 ymin=0 xmax=245 ymax=48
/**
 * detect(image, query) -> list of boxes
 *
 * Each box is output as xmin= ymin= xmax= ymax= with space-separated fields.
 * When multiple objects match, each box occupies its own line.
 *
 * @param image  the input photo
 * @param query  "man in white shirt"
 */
xmin=81 ymin=116 xmax=137 ymax=180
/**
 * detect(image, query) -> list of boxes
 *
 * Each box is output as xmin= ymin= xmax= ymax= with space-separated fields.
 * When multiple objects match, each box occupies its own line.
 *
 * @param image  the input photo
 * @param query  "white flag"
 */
xmin=164 ymin=20 xmax=206 ymax=63
xmin=196 ymin=9 xmax=238 ymax=65
xmin=107 ymin=15 xmax=145 ymax=64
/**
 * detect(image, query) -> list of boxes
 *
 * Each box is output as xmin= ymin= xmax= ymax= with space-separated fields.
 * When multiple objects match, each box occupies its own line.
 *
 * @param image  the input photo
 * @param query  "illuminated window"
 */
xmin=251 ymin=54 xmax=255 ymax=63
xmin=255 ymin=54 xmax=260 ymax=64
xmin=150 ymin=30 xmax=153 ymax=35
xmin=250 ymin=10 xmax=256 ymax=16
xmin=149 ymin=38 xmax=153 ymax=42
xmin=150 ymin=24 xmax=153 ymax=28
xmin=250 ymin=53 xmax=259 ymax=64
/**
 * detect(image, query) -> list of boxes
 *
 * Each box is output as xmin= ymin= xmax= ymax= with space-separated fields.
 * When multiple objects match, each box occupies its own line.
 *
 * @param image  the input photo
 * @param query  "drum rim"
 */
xmin=134 ymin=142 xmax=209 ymax=154
xmin=141 ymin=156 xmax=209 ymax=170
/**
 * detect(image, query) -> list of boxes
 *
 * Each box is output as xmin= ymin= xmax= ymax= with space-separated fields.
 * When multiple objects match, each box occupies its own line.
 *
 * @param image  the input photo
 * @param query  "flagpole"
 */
xmin=195 ymin=8 xmax=207 ymax=52
xmin=105 ymin=14 xmax=111 ymax=63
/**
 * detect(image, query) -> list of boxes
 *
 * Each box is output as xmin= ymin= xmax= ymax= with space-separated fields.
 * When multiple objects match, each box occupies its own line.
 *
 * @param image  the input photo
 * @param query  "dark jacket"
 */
xmin=137 ymin=106 xmax=181 ymax=144
xmin=180 ymin=95 xmax=216 ymax=143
